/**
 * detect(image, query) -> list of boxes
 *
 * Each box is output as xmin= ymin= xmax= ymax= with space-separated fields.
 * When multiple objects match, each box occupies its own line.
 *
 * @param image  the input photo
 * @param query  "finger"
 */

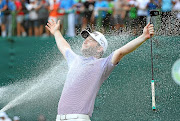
xmin=148 ymin=25 xmax=154 ymax=29
xmin=45 ymin=25 xmax=51 ymax=31
xmin=145 ymin=23 xmax=150 ymax=28
xmin=150 ymin=30 xmax=154 ymax=33
xmin=149 ymin=29 xmax=154 ymax=34
xmin=149 ymin=30 xmax=154 ymax=34
xmin=48 ymin=20 xmax=53 ymax=26
xmin=51 ymin=19 xmax=56 ymax=24
xmin=150 ymin=32 xmax=154 ymax=36
xmin=47 ymin=23 xmax=51 ymax=27
xmin=149 ymin=27 xmax=154 ymax=31
xmin=149 ymin=24 xmax=154 ymax=28
xmin=58 ymin=20 xmax=61 ymax=25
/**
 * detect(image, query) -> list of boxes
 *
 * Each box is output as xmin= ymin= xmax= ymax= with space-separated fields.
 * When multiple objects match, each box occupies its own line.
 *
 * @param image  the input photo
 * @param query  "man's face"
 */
xmin=81 ymin=36 xmax=98 ymax=50
xmin=81 ymin=36 xmax=101 ymax=57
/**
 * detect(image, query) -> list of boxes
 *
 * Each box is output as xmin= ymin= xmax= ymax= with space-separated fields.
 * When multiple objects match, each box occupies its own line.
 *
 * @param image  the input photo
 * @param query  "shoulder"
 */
xmin=65 ymin=48 xmax=79 ymax=58
xmin=100 ymin=52 xmax=115 ymax=64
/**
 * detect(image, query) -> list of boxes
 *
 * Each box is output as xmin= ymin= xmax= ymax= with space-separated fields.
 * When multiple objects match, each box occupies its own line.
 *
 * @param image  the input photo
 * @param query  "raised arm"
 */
xmin=111 ymin=23 xmax=154 ymax=65
xmin=45 ymin=20 xmax=71 ymax=58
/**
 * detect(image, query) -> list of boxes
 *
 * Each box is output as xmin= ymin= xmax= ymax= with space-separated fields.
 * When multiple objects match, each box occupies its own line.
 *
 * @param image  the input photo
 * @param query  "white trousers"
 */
xmin=56 ymin=114 xmax=91 ymax=121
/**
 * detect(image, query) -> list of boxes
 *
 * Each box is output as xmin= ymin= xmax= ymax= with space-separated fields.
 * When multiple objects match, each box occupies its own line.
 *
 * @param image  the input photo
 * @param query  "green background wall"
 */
xmin=0 ymin=36 xmax=179 ymax=121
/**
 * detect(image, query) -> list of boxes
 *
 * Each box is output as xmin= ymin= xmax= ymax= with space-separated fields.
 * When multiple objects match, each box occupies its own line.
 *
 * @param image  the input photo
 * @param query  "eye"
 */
xmin=89 ymin=38 xmax=93 ymax=41
xmin=87 ymin=37 xmax=93 ymax=41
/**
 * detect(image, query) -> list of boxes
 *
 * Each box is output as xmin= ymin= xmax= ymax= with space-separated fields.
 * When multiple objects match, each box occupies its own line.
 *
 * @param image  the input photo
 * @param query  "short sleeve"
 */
xmin=65 ymin=49 xmax=78 ymax=68
xmin=101 ymin=52 xmax=117 ymax=81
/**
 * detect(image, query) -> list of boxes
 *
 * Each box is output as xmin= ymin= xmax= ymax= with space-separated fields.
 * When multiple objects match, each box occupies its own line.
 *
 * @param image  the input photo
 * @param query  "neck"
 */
xmin=82 ymin=50 xmax=100 ymax=59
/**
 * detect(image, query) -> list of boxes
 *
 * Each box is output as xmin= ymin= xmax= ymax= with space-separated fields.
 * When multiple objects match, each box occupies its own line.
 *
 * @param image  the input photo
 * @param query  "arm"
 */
xmin=111 ymin=23 xmax=154 ymax=65
xmin=0 ymin=5 xmax=7 ymax=12
xmin=45 ymin=20 xmax=71 ymax=59
xmin=0 ymin=0 xmax=7 ymax=12
xmin=36 ymin=3 xmax=42 ymax=11
xmin=35 ymin=2 xmax=41 ymax=11
xmin=16 ymin=5 xmax=22 ymax=13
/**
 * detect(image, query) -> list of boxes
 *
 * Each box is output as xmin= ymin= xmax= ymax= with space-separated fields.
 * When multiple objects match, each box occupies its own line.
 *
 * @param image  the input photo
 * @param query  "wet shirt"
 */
xmin=58 ymin=49 xmax=116 ymax=117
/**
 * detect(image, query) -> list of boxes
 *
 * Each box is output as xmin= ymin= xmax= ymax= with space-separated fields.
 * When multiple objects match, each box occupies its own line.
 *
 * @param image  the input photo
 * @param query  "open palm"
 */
xmin=46 ymin=19 xmax=60 ymax=35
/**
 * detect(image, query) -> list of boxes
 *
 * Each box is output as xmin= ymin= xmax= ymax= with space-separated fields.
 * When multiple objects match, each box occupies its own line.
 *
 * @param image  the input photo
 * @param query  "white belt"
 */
xmin=56 ymin=114 xmax=90 ymax=120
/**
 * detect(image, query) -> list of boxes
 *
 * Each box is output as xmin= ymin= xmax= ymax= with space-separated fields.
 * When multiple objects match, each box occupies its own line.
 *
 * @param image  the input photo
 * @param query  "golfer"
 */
xmin=46 ymin=20 xmax=154 ymax=121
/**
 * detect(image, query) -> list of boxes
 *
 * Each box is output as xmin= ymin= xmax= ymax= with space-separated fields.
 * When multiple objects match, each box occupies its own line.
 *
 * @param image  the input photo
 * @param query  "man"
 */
xmin=27 ymin=0 xmax=39 ymax=36
xmin=114 ymin=0 xmax=129 ymax=30
xmin=136 ymin=0 xmax=150 ymax=30
xmin=3 ymin=0 xmax=15 ymax=37
xmin=60 ymin=0 xmax=76 ymax=37
xmin=82 ymin=0 xmax=95 ymax=30
xmin=15 ymin=0 xmax=27 ymax=36
xmin=0 ymin=0 xmax=7 ymax=37
xmin=45 ymin=19 xmax=154 ymax=121
xmin=91 ymin=0 xmax=109 ymax=31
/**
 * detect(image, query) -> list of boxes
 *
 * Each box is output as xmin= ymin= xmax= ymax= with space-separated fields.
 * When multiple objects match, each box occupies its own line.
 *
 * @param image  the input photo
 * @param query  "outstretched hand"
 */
xmin=45 ymin=19 xmax=60 ymax=35
xmin=143 ymin=23 xmax=155 ymax=39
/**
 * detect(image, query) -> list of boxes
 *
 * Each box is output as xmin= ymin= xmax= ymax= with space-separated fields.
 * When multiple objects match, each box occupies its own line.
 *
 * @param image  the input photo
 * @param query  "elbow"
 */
xmin=117 ymin=52 xmax=125 ymax=60
xmin=115 ymin=49 xmax=126 ymax=58
xmin=115 ymin=51 xmax=124 ymax=61
xmin=113 ymin=52 xmax=124 ymax=65
xmin=119 ymin=49 xmax=129 ymax=57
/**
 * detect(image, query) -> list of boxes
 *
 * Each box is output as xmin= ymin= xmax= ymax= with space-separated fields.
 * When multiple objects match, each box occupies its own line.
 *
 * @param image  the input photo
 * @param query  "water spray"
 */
xmin=0 ymin=59 xmax=67 ymax=112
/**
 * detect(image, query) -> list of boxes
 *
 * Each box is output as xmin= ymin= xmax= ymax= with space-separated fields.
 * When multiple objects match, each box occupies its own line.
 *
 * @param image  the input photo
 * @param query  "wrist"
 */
xmin=54 ymin=30 xmax=60 ymax=36
xmin=141 ymin=34 xmax=148 ymax=41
